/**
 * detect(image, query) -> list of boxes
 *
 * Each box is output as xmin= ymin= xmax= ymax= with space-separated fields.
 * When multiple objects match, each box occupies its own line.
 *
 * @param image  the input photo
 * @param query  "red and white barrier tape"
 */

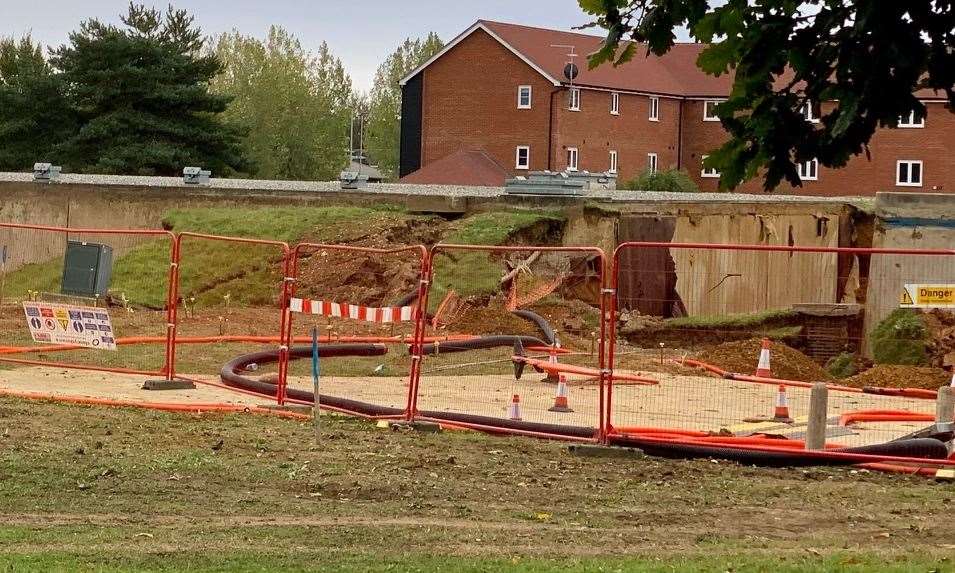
xmin=289 ymin=298 xmax=414 ymax=323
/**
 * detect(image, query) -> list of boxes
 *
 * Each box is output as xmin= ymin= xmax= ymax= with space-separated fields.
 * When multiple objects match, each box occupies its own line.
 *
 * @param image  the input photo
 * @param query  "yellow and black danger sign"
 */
xmin=900 ymin=284 xmax=955 ymax=308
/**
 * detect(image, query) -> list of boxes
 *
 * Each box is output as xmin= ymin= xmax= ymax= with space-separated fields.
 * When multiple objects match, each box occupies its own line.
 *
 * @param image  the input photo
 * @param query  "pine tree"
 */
xmin=50 ymin=3 xmax=244 ymax=175
xmin=366 ymin=33 xmax=443 ymax=179
xmin=0 ymin=35 xmax=75 ymax=171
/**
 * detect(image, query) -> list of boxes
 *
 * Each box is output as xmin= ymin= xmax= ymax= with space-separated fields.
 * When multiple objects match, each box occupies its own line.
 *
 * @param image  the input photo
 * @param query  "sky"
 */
xmin=0 ymin=0 xmax=638 ymax=93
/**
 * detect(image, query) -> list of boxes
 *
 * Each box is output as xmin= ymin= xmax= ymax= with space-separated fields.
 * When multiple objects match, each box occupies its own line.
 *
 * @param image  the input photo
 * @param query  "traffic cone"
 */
xmin=508 ymin=394 xmax=522 ymax=421
xmin=755 ymin=338 xmax=772 ymax=377
xmin=543 ymin=343 xmax=560 ymax=383
xmin=773 ymin=384 xmax=793 ymax=423
xmin=548 ymin=375 xmax=574 ymax=413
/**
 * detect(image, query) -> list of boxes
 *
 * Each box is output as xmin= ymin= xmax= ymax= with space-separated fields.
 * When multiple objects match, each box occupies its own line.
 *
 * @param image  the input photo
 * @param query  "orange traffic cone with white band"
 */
xmin=755 ymin=338 xmax=772 ymax=377
xmin=773 ymin=384 xmax=793 ymax=423
xmin=543 ymin=343 xmax=560 ymax=382
xmin=508 ymin=394 xmax=522 ymax=421
xmin=548 ymin=375 xmax=574 ymax=413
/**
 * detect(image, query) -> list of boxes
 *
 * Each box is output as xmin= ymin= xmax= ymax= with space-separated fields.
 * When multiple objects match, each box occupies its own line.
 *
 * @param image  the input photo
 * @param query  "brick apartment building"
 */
xmin=398 ymin=20 xmax=954 ymax=196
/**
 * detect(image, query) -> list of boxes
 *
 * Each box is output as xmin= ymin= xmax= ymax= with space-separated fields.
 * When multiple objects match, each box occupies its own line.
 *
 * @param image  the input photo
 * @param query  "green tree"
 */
xmin=0 ymin=35 xmax=75 ymax=170
xmin=581 ymin=1 xmax=955 ymax=191
xmin=622 ymin=168 xmax=700 ymax=192
xmin=366 ymin=33 xmax=443 ymax=178
xmin=211 ymin=27 xmax=353 ymax=180
xmin=50 ymin=3 xmax=244 ymax=175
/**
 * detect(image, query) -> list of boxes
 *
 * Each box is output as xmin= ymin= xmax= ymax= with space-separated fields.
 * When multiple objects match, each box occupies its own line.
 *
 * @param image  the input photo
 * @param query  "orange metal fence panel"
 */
xmin=608 ymin=242 xmax=955 ymax=447
xmin=0 ymin=223 xmax=177 ymax=379
xmin=414 ymin=244 xmax=608 ymax=441
xmin=282 ymin=243 xmax=430 ymax=418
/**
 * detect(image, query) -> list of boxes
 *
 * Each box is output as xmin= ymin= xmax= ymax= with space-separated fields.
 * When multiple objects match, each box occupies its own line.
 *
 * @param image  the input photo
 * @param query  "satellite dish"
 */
xmin=563 ymin=63 xmax=579 ymax=82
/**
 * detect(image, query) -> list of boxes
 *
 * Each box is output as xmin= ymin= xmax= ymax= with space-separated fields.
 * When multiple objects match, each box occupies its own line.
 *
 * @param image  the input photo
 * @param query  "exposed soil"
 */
xmin=695 ymin=338 xmax=833 ymax=382
xmin=295 ymin=215 xmax=449 ymax=306
xmin=841 ymin=364 xmax=951 ymax=390
xmin=921 ymin=309 xmax=955 ymax=368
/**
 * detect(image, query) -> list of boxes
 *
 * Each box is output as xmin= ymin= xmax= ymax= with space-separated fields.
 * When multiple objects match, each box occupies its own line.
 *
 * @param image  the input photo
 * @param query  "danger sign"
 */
xmin=899 ymin=284 xmax=955 ymax=309
xmin=22 ymin=302 xmax=117 ymax=351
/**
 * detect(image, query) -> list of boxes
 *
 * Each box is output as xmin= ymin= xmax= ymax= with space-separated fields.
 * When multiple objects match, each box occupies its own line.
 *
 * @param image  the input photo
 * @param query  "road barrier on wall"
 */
xmin=413 ymin=244 xmax=609 ymax=440
xmin=0 ymin=223 xmax=178 ymax=378
xmin=608 ymin=242 xmax=955 ymax=446
xmin=283 ymin=243 xmax=430 ymax=417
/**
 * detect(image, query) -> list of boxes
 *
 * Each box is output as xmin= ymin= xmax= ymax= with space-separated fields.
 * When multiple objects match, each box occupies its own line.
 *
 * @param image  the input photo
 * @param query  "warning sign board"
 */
xmin=899 ymin=284 xmax=955 ymax=309
xmin=22 ymin=302 xmax=117 ymax=350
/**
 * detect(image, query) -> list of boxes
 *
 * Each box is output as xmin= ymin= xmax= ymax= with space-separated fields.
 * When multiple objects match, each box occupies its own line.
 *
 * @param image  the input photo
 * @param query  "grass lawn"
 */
xmin=0 ymin=396 xmax=952 ymax=572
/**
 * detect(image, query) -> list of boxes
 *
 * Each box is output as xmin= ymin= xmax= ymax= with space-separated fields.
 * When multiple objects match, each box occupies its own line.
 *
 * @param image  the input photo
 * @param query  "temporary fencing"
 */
xmin=2 ymin=218 xmax=954 ymax=457
xmin=413 ymin=244 xmax=608 ymax=440
xmin=608 ymin=242 xmax=954 ymax=448
xmin=0 ymin=222 xmax=177 ymax=378
xmin=282 ymin=243 xmax=429 ymax=417
xmin=172 ymin=232 xmax=292 ymax=394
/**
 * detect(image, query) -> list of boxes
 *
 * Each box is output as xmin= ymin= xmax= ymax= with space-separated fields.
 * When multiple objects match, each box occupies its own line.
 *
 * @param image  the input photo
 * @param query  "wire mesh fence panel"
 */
xmin=173 ymin=233 xmax=291 ymax=399
xmin=609 ymin=242 xmax=953 ymax=447
xmin=282 ymin=244 xmax=428 ymax=417
xmin=0 ymin=223 xmax=175 ymax=378
xmin=416 ymin=245 xmax=606 ymax=438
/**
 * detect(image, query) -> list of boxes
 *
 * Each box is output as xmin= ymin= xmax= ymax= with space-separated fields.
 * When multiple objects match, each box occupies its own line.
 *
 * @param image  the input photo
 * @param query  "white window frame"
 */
xmin=649 ymin=96 xmax=659 ymax=121
xmin=569 ymin=88 xmax=581 ymax=111
xmin=647 ymin=152 xmax=658 ymax=174
xmin=700 ymin=155 xmax=719 ymax=178
xmin=703 ymin=99 xmax=724 ymax=121
xmin=801 ymin=102 xmax=820 ymax=124
xmin=797 ymin=159 xmax=819 ymax=181
xmin=515 ymin=146 xmax=530 ymax=170
xmin=610 ymin=92 xmax=620 ymax=115
xmin=517 ymin=85 xmax=532 ymax=110
xmin=609 ymin=150 xmax=618 ymax=174
xmin=896 ymin=160 xmax=923 ymax=187
xmin=566 ymin=147 xmax=578 ymax=172
xmin=898 ymin=110 xmax=925 ymax=128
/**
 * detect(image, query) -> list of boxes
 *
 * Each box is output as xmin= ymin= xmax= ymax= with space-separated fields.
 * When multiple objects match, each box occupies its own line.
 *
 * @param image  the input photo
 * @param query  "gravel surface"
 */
xmin=0 ymin=171 xmax=858 ymax=204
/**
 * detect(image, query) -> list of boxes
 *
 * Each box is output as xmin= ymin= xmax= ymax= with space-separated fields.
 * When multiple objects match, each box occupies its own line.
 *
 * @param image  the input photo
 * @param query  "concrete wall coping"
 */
xmin=0 ymin=171 xmax=860 ymax=208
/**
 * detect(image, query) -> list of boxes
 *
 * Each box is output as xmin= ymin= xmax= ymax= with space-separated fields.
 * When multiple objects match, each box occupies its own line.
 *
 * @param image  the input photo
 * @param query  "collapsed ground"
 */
xmin=0 ymin=397 xmax=952 ymax=571
xmin=2 ymin=204 xmax=953 ymax=388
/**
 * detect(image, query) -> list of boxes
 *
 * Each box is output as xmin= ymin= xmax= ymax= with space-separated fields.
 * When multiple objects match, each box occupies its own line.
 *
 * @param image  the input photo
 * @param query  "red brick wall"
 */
xmin=417 ymin=29 xmax=955 ymax=196
xmin=420 ymin=29 xmax=555 ymax=175
xmin=682 ymin=100 xmax=955 ymax=195
xmin=553 ymin=90 xmax=681 ymax=183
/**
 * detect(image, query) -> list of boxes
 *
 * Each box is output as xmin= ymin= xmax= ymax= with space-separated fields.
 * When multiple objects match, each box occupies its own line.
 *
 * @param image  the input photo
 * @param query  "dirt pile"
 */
xmin=695 ymin=338 xmax=832 ymax=382
xmin=295 ymin=216 xmax=447 ymax=306
xmin=841 ymin=365 xmax=950 ymax=390
xmin=921 ymin=309 xmax=955 ymax=368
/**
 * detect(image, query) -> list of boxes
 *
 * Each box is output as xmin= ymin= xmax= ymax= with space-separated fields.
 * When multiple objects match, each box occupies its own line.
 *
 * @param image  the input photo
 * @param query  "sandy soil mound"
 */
xmin=841 ymin=365 xmax=950 ymax=390
xmin=695 ymin=338 xmax=832 ymax=382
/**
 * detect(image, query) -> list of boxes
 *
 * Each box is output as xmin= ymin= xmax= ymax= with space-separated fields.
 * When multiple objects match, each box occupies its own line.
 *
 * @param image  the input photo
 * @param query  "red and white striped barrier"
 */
xmin=289 ymin=298 xmax=414 ymax=323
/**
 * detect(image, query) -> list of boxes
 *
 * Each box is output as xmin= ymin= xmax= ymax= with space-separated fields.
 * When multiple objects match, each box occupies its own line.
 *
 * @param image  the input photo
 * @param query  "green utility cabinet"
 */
xmin=61 ymin=241 xmax=113 ymax=297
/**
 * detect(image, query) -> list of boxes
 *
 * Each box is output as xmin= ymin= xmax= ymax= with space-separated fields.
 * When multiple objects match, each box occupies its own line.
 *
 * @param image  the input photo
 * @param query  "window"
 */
xmin=515 ymin=146 xmax=530 ymax=170
xmin=517 ymin=85 xmax=532 ymax=109
xmin=647 ymin=153 xmax=658 ymax=174
xmin=609 ymin=150 xmax=618 ymax=174
xmin=897 ymin=160 xmax=923 ymax=187
xmin=898 ymin=110 xmax=925 ymax=128
xmin=569 ymin=88 xmax=580 ymax=111
xmin=703 ymin=99 xmax=724 ymax=121
xmin=801 ymin=102 xmax=820 ymax=124
xmin=700 ymin=155 xmax=719 ymax=178
xmin=797 ymin=159 xmax=819 ymax=181
xmin=566 ymin=147 xmax=578 ymax=172
xmin=649 ymin=96 xmax=659 ymax=121
xmin=610 ymin=92 xmax=620 ymax=115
